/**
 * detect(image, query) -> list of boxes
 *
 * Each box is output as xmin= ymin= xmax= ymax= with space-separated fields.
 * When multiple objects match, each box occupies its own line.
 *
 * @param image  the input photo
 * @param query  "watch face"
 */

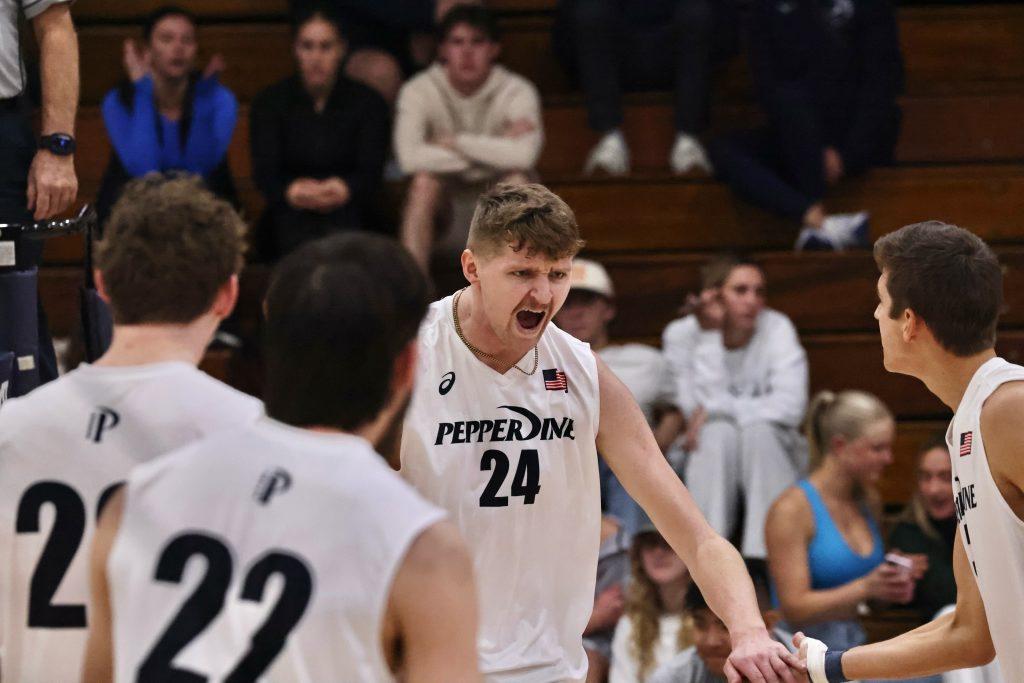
xmin=43 ymin=134 xmax=75 ymax=155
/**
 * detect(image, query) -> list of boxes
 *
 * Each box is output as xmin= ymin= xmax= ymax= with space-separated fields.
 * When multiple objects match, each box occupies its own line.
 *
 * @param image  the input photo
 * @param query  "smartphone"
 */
xmin=885 ymin=552 xmax=914 ymax=573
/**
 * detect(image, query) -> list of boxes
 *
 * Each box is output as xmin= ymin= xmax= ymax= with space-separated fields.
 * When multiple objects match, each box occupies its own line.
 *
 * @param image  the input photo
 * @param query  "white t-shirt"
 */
xmin=609 ymin=613 xmax=686 ymax=683
xmin=598 ymin=343 xmax=677 ymax=427
xmin=661 ymin=309 xmax=808 ymax=428
xmin=109 ymin=420 xmax=446 ymax=682
xmin=946 ymin=357 xmax=1024 ymax=682
xmin=401 ymin=296 xmax=602 ymax=682
xmin=0 ymin=361 xmax=263 ymax=683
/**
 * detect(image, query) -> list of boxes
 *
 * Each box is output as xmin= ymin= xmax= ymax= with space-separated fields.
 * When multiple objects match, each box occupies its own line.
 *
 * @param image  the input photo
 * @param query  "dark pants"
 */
xmin=0 ymin=99 xmax=59 ymax=396
xmin=709 ymin=84 xmax=827 ymax=220
xmin=708 ymin=82 xmax=898 ymax=221
xmin=557 ymin=0 xmax=738 ymax=135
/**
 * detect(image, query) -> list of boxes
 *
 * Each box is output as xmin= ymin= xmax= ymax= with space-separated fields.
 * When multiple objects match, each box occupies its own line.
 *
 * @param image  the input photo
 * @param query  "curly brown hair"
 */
xmin=467 ymin=183 xmax=584 ymax=260
xmin=625 ymin=535 xmax=694 ymax=680
xmin=95 ymin=173 xmax=247 ymax=324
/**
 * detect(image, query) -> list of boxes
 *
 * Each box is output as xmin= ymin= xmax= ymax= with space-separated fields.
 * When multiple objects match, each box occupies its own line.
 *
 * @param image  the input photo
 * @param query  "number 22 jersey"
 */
xmin=401 ymin=295 xmax=602 ymax=683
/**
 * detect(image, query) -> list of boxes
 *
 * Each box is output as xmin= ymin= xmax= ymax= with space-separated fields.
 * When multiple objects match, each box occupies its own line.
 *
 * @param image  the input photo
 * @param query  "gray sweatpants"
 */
xmin=683 ymin=419 xmax=807 ymax=559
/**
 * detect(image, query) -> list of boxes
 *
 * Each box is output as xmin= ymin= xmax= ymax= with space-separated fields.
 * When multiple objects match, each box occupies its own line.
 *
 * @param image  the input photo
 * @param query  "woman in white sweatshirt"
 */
xmin=662 ymin=254 xmax=809 ymax=560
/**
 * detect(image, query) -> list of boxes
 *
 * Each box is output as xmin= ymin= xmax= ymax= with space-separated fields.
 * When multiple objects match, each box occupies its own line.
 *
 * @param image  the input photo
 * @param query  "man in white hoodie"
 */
xmin=394 ymin=4 xmax=543 ymax=270
xmin=662 ymin=254 xmax=809 ymax=561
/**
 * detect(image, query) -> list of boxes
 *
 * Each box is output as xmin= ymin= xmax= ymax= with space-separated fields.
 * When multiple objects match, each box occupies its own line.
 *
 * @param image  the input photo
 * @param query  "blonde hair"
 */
xmin=803 ymin=390 xmax=893 ymax=469
xmin=467 ymin=183 xmax=584 ymax=259
xmin=625 ymin=537 xmax=693 ymax=680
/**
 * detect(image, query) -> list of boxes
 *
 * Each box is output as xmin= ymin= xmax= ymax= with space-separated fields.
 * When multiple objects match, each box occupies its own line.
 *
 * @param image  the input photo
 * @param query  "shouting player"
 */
xmin=0 ymin=175 xmax=262 ymax=682
xmin=82 ymin=233 xmax=480 ymax=682
xmin=798 ymin=221 xmax=1024 ymax=682
xmin=401 ymin=183 xmax=802 ymax=682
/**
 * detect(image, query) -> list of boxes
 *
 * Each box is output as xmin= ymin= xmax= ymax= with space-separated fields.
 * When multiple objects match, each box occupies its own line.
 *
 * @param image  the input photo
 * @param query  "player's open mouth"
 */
xmin=516 ymin=310 xmax=545 ymax=331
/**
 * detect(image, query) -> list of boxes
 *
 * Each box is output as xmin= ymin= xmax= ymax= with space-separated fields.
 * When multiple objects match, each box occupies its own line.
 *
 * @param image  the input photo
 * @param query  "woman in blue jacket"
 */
xmin=96 ymin=6 xmax=238 ymax=223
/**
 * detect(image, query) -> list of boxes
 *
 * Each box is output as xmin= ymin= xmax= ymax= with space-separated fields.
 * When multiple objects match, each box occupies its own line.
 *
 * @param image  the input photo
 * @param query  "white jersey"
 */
xmin=946 ymin=356 xmax=1024 ymax=681
xmin=401 ymin=295 xmax=602 ymax=682
xmin=109 ymin=420 xmax=446 ymax=682
xmin=0 ymin=361 xmax=262 ymax=683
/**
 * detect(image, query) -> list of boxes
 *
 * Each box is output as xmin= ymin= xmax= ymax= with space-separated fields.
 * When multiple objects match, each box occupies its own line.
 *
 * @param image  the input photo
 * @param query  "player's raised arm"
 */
xmin=799 ymin=530 xmax=994 ymax=682
xmin=386 ymin=521 xmax=480 ymax=683
xmin=594 ymin=355 xmax=802 ymax=683
xmin=81 ymin=488 xmax=125 ymax=683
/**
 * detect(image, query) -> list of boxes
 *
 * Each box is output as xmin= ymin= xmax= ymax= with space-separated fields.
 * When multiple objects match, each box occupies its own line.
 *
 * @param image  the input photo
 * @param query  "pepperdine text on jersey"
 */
xmin=435 ymin=405 xmax=576 ymax=446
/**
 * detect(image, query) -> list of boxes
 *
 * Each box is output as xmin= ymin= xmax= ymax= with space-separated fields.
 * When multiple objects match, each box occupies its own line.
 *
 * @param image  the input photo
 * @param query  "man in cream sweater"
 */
xmin=394 ymin=4 xmax=543 ymax=269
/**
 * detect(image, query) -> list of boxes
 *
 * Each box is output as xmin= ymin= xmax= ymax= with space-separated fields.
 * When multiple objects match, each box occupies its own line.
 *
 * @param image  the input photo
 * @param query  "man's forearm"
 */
xmin=690 ymin=535 xmax=766 ymax=638
xmin=840 ymin=612 xmax=994 ymax=680
xmin=36 ymin=6 xmax=79 ymax=135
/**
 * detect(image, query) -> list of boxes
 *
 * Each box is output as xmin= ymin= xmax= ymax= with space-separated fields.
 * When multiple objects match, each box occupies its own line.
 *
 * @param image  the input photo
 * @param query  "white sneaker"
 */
xmin=822 ymin=211 xmax=870 ymax=249
xmin=669 ymin=133 xmax=712 ymax=175
xmin=584 ymin=130 xmax=630 ymax=176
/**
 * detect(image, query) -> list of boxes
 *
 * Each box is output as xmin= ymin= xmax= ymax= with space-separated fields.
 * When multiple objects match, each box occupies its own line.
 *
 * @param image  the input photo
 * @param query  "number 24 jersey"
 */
xmin=401 ymin=296 xmax=602 ymax=683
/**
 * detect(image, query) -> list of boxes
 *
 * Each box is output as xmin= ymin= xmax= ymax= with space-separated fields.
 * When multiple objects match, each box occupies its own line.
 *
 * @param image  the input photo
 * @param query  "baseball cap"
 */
xmin=570 ymin=259 xmax=614 ymax=298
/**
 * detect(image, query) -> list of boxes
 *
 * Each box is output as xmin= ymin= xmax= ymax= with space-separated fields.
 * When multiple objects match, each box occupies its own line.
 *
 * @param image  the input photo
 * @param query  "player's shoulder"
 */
xmin=415 ymin=296 xmax=452 ymax=350
xmin=546 ymin=321 xmax=593 ymax=356
xmin=166 ymin=367 xmax=264 ymax=423
xmin=0 ymin=370 xmax=84 ymax=443
xmin=603 ymin=342 xmax=665 ymax=365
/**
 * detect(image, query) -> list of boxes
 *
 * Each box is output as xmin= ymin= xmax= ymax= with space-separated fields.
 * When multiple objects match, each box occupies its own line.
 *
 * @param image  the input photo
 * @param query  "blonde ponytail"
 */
xmin=803 ymin=390 xmax=892 ymax=470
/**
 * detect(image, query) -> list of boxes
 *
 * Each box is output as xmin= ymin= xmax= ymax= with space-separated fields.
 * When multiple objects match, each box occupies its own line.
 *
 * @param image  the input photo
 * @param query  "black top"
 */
xmin=888 ymin=514 xmax=958 ymax=624
xmin=249 ymin=73 xmax=390 ymax=260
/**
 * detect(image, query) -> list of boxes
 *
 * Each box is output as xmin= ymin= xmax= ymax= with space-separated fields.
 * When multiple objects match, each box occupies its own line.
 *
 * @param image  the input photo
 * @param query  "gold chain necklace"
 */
xmin=452 ymin=288 xmax=539 ymax=376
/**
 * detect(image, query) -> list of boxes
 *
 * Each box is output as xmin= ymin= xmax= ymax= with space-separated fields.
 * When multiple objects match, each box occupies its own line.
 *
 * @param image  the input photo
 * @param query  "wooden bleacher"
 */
xmin=47 ymin=1 xmax=1024 ymax=518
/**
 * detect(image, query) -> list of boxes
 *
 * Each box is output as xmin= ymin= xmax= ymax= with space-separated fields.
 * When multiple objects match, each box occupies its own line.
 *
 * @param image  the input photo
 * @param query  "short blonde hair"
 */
xmin=467 ymin=183 xmax=584 ymax=259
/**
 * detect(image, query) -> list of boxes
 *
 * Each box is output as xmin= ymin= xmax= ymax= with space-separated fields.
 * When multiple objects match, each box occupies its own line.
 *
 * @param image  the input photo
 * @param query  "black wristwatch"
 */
xmin=39 ymin=133 xmax=76 ymax=156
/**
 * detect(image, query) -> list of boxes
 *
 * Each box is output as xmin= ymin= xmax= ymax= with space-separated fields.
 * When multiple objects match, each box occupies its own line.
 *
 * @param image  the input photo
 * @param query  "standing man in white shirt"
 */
xmin=0 ymin=0 xmax=78 ymax=396
xmin=798 ymin=221 xmax=1024 ymax=683
xmin=555 ymin=257 xmax=684 ymax=534
xmin=0 ymin=174 xmax=263 ymax=683
xmin=394 ymin=4 xmax=543 ymax=269
xmin=662 ymin=254 xmax=809 ymax=561
xmin=401 ymin=183 xmax=803 ymax=683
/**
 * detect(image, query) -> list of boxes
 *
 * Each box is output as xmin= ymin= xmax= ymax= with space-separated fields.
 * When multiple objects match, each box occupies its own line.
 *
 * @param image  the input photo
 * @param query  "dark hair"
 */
xmin=143 ymin=5 xmax=197 ymax=42
xmin=263 ymin=233 xmax=431 ymax=431
xmin=290 ymin=3 xmax=347 ymax=40
xmin=684 ymin=582 xmax=709 ymax=614
xmin=874 ymin=221 xmax=1003 ymax=356
xmin=96 ymin=173 xmax=247 ymax=325
xmin=438 ymin=4 xmax=500 ymax=43
xmin=700 ymin=253 xmax=762 ymax=290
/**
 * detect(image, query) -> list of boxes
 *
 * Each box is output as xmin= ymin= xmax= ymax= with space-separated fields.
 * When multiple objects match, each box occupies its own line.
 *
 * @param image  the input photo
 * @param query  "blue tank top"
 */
xmin=798 ymin=480 xmax=884 ymax=589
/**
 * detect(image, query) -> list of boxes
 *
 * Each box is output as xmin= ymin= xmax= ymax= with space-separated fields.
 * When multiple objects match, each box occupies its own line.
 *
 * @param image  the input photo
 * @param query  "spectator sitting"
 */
xmin=394 ymin=4 xmax=542 ymax=270
xmin=662 ymin=254 xmax=808 ymax=561
xmin=610 ymin=520 xmax=693 ymax=683
xmin=250 ymin=5 xmax=390 ymax=261
xmin=96 ymin=6 xmax=238 ymax=224
xmin=556 ymin=258 xmax=684 ymax=534
xmin=765 ymin=390 xmax=914 ymax=651
xmin=708 ymin=0 xmax=904 ymax=251
xmin=888 ymin=431 xmax=958 ymax=625
xmin=583 ymin=515 xmax=632 ymax=683
xmin=554 ymin=0 xmax=744 ymax=176
xmin=647 ymin=582 xmax=794 ymax=683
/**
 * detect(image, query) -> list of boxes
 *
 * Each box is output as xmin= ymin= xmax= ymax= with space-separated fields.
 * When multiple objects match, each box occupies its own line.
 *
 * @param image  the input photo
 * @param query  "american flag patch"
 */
xmin=543 ymin=368 xmax=568 ymax=392
xmin=959 ymin=431 xmax=973 ymax=457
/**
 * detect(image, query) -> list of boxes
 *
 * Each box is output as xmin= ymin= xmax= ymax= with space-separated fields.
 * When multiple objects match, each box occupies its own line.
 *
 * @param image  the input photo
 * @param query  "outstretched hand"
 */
xmin=724 ymin=628 xmax=805 ymax=683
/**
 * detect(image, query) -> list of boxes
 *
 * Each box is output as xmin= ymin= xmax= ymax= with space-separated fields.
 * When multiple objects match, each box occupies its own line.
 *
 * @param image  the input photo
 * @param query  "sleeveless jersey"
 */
xmin=401 ymin=295 xmax=602 ymax=682
xmin=946 ymin=356 xmax=1024 ymax=681
xmin=109 ymin=420 xmax=446 ymax=682
xmin=0 ymin=362 xmax=262 ymax=683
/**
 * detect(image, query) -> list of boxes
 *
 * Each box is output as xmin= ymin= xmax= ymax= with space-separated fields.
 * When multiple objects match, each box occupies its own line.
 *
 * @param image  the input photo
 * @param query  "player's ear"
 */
xmin=902 ymin=306 xmax=919 ymax=343
xmin=211 ymin=274 xmax=239 ymax=320
xmin=462 ymin=248 xmax=480 ymax=285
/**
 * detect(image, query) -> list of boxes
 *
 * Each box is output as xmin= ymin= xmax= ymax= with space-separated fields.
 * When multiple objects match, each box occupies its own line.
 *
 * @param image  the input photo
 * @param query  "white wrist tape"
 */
xmin=800 ymin=636 xmax=829 ymax=683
